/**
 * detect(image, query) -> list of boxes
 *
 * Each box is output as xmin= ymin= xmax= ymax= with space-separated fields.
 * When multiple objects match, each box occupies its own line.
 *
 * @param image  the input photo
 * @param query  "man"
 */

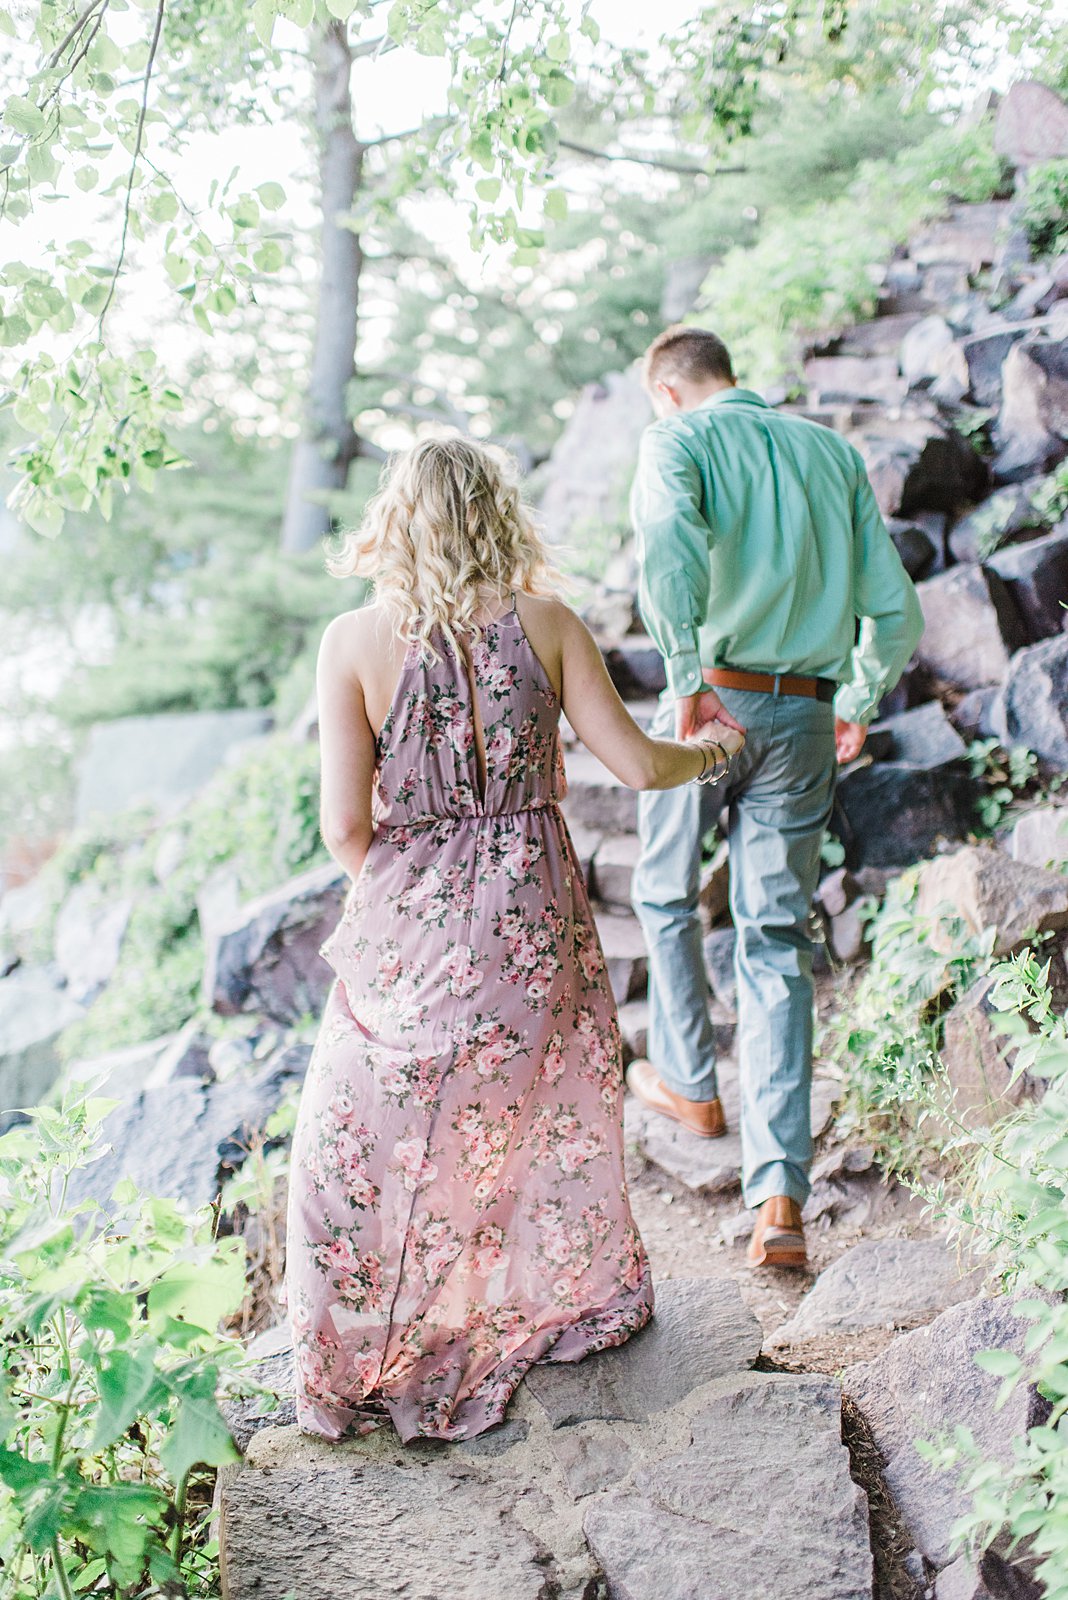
xmin=626 ymin=325 xmax=923 ymax=1269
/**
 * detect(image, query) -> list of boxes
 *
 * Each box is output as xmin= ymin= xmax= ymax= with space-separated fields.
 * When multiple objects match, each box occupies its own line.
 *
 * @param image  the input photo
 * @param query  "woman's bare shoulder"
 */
xmin=319 ymin=603 xmax=393 ymax=673
xmin=516 ymin=590 xmax=581 ymax=637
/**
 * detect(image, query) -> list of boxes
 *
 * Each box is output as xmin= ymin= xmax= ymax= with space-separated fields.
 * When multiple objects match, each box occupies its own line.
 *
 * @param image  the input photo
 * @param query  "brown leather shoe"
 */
xmin=625 ymin=1059 xmax=727 ymax=1138
xmin=747 ymin=1195 xmax=807 ymax=1268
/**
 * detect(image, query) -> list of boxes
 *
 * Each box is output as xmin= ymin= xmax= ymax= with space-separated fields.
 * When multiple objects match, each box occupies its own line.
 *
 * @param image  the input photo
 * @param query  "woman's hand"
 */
xmin=691 ymin=718 xmax=746 ymax=759
xmin=675 ymin=687 xmax=747 ymax=742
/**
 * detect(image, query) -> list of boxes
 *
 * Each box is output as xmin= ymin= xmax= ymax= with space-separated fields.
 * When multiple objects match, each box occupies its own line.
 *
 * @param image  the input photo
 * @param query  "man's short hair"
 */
xmin=642 ymin=325 xmax=735 ymax=392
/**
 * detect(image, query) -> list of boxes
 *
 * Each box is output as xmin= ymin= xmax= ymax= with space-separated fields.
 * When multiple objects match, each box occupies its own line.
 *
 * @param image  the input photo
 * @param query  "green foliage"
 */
xmin=829 ymin=870 xmax=996 ymax=1171
xmin=698 ymin=117 xmax=1009 ymax=388
xmin=967 ymin=740 xmax=1041 ymax=833
xmin=853 ymin=948 xmax=1068 ymax=1597
xmin=0 ymin=1082 xmax=254 ymax=1597
xmin=50 ymin=736 xmax=327 ymax=1060
xmin=1031 ymin=460 xmax=1068 ymax=530
xmin=1019 ymin=158 xmax=1068 ymax=257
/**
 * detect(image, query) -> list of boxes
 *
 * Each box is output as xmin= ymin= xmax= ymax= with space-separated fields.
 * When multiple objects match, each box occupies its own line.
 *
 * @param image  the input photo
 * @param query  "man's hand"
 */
xmin=835 ymin=719 xmax=867 ymax=764
xmin=676 ymin=685 xmax=747 ymax=744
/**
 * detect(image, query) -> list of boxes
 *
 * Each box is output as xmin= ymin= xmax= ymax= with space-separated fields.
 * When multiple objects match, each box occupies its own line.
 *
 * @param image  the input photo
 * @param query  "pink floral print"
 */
xmin=284 ymin=604 xmax=653 ymax=1444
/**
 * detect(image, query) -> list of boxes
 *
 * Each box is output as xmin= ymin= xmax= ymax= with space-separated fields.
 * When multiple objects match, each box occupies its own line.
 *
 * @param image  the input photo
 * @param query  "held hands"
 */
xmin=675 ymin=684 xmax=747 ymax=745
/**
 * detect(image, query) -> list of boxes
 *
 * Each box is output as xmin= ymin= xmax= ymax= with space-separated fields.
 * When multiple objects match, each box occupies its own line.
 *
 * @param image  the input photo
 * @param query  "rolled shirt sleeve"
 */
xmin=629 ymin=424 xmax=712 ymax=700
xmin=833 ymin=457 xmax=926 ymax=726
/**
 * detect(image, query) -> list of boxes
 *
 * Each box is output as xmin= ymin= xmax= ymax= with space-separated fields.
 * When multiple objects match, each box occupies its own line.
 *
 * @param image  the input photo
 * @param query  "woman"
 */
xmin=283 ymin=435 xmax=743 ymax=1444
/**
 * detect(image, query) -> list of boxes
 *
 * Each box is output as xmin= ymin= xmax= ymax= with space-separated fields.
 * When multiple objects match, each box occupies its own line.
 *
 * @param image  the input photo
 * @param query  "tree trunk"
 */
xmin=281 ymin=20 xmax=371 ymax=555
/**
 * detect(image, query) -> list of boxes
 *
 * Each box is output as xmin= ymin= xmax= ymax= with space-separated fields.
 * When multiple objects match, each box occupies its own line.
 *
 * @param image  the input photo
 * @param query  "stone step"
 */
xmin=834 ymin=310 xmax=925 ymax=357
xmin=218 ymin=1279 xmax=870 ymax=1600
xmin=595 ymin=910 xmax=648 ymax=1003
xmin=561 ymin=749 xmax=638 ymax=834
xmin=591 ymin=832 xmax=642 ymax=910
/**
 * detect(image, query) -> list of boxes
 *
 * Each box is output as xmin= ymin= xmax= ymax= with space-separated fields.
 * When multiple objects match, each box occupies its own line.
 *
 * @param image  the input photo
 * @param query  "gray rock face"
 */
xmin=75 ymin=709 xmax=271 ymax=825
xmin=768 ymin=1238 xmax=979 ymax=1347
xmin=947 ymin=479 xmax=1045 ymax=565
xmin=915 ymin=565 xmax=1026 ymax=690
xmin=993 ymin=633 xmax=1068 ymax=767
xmin=987 ymin=527 xmax=1068 ymax=642
xmin=54 ymin=883 xmax=132 ymax=1004
xmin=525 ymin=1277 xmax=761 ymax=1427
xmin=0 ymin=966 xmax=84 ymax=1130
xmin=595 ymin=913 xmax=648 ymax=1003
xmin=561 ymin=749 xmax=639 ymax=834
xmin=218 ymin=1461 xmax=551 ymax=1600
xmin=871 ymin=701 xmax=969 ymax=767
xmin=994 ymin=78 xmax=1068 ymax=167
xmin=941 ymin=975 xmax=1032 ymax=1127
xmin=206 ymin=862 xmax=346 ymax=1024
xmin=702 ymin=925 xmax=737 ymax=1014
xmin=584 ymin=1374 xmax=872 ymax=1600
xmin=834 ymin=762 xmax=979 ymax=870
xmin=538 ymin=369 xmax=652 ymax=546
xmin=1010 ymin=805 xmax=1068 ymax=870
xmin=805 ymin=353 xmax=906 ymax=406
xmin=888 ymin=518 xmax=938 ymax=579
xmin=590 ymin=833 xmax=641 ymax=911
xmin=910 ymin=203 xmax=1011 ymax=275
xmin=62 ymin=1045 xmax=309 ymax=1210
xmin=915 ymin=843 xmax=1068 ymax=955
xmin=602 ymin=637 xmax=667 ymax=698
xmin=901 ymin=314 xmax=956 ymax=391
xmin=844 ymin=1293 xmax=1049 ymax=1566
xmin=995 ymin=337 xmax=1068 ymax=483
xmin=962 ymin=325 xmax=1030 ymax=406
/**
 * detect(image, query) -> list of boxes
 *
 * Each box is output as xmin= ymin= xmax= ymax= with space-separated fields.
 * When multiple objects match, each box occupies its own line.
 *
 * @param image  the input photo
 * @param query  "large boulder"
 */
xmin=987 ymin=526 xmax=1068 ymax=643
xmin=767 ymin=1238 xmax=980 ymax=1349
xmin=834 ymin=763 xmax=979 ymax=871
xmin=940 ymin=974 xmax=1035 ymax=1126
xmin=888 ymin=518 xmax=938 ymax=579
xmin=992 ymin=633 xmax=1068 ymax=767
xmin=961 ymin=324 xmax=1030 ymax=407
xmin=843 ymin=1293 xmax=1050 ymax=1567
xmin=583 ymin=1374 xmax=872 ymax=1600
xmin=62 ymin=1043 xmax=309 ymax=1210
xmin=995 ymin=336 xmax=1068 ymax=482
xmin=205 ymin=862 xmax=346 ymax=1024
xmin=900 ymin=314 xmax=956 ymax=391
xmin=1010 ymin=805 xmax=1068 ymax=870
xmin=75 ymin=709 xmax=272 ymax=824
xmin=0 ymin=967 xmax=84 ymax=1132
xmin=850 ymin=421 xmax=987 ymax=520
xmin=909 ymin=203 xmax=1012 ymax=276
xmin=804 ymin=353 xmax=906 ymax=406
xmin=538 ymin=369 xmax=652 ymax=546
xmin=915 ymin=565 xmax=1026 ymax=690
xmin=870 ymin=701 xmax=969 ymax=767
xmin=916 ymin=843 xmax=1068 ymax=954
xmin=947 ymin=479 xmax=1047 ymax=565
xmin=53 ymin=882 xmax=132 ymax=1005
xmin=994 ymin=79 xmax=1068 ymax=168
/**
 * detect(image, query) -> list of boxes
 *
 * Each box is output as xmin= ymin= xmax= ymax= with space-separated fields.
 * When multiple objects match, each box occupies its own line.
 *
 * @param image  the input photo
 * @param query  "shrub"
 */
xmin=1019 ymin=158 xmax=1068 ymax=257
xmin=0 ymin=1083 xmax=256 ymax=1598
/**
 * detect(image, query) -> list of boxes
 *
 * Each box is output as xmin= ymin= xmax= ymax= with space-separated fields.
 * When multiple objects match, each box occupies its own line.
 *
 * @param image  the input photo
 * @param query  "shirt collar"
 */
xmin=693 ymin=387 xmax=769 ymax=411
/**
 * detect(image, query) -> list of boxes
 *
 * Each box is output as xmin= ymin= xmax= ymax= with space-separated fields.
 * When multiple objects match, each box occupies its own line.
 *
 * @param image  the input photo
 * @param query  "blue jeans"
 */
xmin=631 ymin=685 xmax=837 ymax=1210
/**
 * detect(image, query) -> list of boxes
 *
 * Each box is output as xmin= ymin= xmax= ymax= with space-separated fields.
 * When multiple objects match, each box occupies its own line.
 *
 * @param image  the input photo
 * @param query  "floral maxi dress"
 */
xmin=284 ymin=603 xmax=654 ymax=1442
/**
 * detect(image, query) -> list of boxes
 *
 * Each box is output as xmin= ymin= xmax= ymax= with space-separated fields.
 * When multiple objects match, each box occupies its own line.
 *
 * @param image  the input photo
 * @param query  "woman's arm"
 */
xmin=557 ymin=605 xmax=743 ymax=790
xmin=316 ymin=615 xmax=377 ymax=880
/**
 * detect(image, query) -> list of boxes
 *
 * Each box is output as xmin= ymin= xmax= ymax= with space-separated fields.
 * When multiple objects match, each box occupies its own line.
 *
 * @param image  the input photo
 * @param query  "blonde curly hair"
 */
xmin=327 ymin=434 xmax=560 ymax=660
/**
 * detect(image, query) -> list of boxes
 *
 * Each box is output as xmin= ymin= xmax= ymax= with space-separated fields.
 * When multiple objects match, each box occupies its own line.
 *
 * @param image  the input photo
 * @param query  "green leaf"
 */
xmin=90 ymin=1344 xmax=164 ymax=1449
xmin=253 ymin=240 xmax=284 ymax=272
xmin=257 ymin=180 xmax=286 ymax=211
xmin=146 ymin=1239 xmax=246 ymax=1333
xmin=325 ymin=0 xmax=358 ymax=14
xmin=158 ymin=1368 xmax=240 ymax=1481
xmin=544 ymin=188 xmax=568 ymax=222
xmin=545 ymin=31 xmax=570 ymax=62
xmin=251 ymin=0 xmax=277 ymax=49
xmin=147 ymin=189 xmax=178 ymax=223
xmin=475 ymin=177 xmax=501 ymax=202
xmin=21 ymin=494 xmax=65 ymax=538
xmin=974 ymin=1349 xmax=1022 ymax=1379
xmin=4 ymin=96 xmax=45 ymax=137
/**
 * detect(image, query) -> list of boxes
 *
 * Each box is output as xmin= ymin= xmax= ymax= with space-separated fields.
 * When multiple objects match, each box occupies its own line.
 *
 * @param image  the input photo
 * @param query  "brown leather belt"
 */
xmin=705 ymin=667 xmax=837 ymax=702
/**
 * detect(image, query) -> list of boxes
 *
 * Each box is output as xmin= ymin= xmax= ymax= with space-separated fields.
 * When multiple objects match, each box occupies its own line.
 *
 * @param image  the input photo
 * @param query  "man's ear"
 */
xmin=655 ymin=380 xmax=680 ymax=411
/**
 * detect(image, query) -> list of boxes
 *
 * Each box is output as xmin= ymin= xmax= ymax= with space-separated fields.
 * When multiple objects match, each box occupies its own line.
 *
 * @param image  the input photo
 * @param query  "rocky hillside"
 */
xmin=2 ymin=76 xmax=1068 ymax=1600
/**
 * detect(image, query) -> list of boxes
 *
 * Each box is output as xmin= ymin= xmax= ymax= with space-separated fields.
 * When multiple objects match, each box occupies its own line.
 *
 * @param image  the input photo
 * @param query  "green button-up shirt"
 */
xmin=628 ymin=387 xmax=924 ymax=724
